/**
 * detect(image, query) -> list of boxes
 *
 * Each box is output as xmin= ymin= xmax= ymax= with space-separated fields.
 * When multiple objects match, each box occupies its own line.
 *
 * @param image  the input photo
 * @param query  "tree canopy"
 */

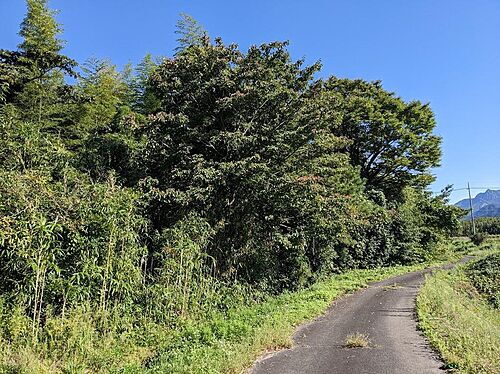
xmin=322 ymin=78 xmax=442 ymax=197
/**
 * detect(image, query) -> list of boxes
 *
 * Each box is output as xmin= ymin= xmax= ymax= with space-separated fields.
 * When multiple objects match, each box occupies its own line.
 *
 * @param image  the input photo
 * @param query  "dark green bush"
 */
xmin=470 ymin=232 xmax=487 ymax=246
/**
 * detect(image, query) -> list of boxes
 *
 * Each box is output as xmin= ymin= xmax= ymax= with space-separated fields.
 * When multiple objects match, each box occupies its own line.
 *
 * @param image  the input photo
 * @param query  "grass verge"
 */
xmin=417 ymin=256 xmax=500 ymax=373
xmin=0 ymin=243 xmax=474 ymax=373
xmin=145 ymin=250 xmax=469 ymax=373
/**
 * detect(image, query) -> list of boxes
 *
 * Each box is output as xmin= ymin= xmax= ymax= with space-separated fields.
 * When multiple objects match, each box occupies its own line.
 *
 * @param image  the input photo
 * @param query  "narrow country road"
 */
xmin=251 ymin=266 xmax=455 ymax=374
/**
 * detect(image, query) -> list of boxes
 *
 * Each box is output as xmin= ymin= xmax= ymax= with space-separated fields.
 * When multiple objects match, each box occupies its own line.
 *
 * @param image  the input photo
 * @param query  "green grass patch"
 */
xmin=417 ymin=257 xmax=500 ymax=373
xmin=344 ymin=332 xmax=370 ymax=348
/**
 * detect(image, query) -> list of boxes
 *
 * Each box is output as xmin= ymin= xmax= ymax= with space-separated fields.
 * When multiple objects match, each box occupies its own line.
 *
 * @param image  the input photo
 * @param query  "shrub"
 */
xmin=470 ymin=232 xmax=487 ymax=246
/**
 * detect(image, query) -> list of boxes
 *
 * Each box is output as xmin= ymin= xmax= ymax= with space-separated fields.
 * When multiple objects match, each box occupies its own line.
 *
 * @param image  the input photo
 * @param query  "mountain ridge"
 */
xmin=455 ymin=189 xmax=500 ymax=219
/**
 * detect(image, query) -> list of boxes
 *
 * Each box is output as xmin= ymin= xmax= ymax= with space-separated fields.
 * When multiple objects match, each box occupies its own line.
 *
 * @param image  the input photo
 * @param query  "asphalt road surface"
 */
xmin=251 ymin=267 xmax=452 ymax=374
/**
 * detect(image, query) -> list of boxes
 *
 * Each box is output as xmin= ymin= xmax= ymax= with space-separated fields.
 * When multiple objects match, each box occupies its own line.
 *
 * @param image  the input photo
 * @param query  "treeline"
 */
xmin=457 ymin=217 xmax=500 ymax=236
xmin=0 ymin=1 xmax=462 ymax=369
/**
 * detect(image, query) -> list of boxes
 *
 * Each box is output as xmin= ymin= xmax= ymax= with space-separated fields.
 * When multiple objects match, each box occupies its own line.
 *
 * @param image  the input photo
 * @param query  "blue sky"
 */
xmin=1 ymin=0 xmax=499 ymax=202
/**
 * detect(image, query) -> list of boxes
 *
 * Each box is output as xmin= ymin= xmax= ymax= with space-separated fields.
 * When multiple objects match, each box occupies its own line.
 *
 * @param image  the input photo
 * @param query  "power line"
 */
xmin=431 ymin=186 xmax=500 ymax=194
xmin=453 ymin=186 xmax=500 ymax=191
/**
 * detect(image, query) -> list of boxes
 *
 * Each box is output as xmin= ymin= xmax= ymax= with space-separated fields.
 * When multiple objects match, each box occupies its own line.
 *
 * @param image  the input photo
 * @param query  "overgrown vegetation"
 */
xmin=0 ymin=260 xmax=459 ymax=373
xmin=465 ymin=253 xmax=500 ymax=308
xmin=0 ymin=1 xmax=464 ymax=372
xmin=417 ymin=245 xmax=500 ymax=374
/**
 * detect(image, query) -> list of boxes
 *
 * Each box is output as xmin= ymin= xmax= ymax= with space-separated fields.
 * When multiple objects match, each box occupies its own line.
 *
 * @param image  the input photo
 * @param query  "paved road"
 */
xmin=251 ymin=267 xmax=451 ymax=374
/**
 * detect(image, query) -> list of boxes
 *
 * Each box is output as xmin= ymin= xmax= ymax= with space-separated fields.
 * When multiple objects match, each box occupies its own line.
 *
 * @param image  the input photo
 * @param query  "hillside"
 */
xmin=455 ymin=189 xmax=500 ymax=218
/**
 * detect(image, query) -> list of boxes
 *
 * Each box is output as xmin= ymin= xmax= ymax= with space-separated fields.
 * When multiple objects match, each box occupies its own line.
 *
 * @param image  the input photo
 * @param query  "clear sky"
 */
xmin=1 ymin=0 xmax=499 ymax=202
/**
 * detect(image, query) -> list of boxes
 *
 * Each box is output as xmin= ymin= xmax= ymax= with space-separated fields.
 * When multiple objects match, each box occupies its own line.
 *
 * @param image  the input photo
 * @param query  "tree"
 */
xmin=0 ymin=48 xmax=76 ymax=106
xmin=76 ymin=59 xmax=128 ymax=132
xmin=123 ymin=54 xmax=161 ymax=114
xmin=322 ymin=78 xmax=442 ymax=197
xmin=0 ymin=0 xmax=76 ymax=120
xmin=142 ymin=39 xmax=362 ymax=288
xmin=19 ymin=0 xmax=63 ymax=54
xmin=71 ymin=58 xmax=141 ymax=182
xmin=174 ymin=13 xmax=208 ymax=54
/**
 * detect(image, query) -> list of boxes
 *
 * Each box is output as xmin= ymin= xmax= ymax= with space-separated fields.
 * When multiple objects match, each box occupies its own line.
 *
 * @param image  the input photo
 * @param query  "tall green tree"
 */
xmin=0 ymin=0 xmax=76 ymax=123
xmin=141 ymin=39 xmax=364 ymax=288
xmin=174 ymin=13 xmax=208 ymax=54
xmin=19 ymin=0 xmax=63 ymax=54
xmin=123 ymin=54 xmax=161 ymax=115
xmin=0 ymin=0 xmax=77 ymax=178
xmin=322 ymin=78 xmax=442 ymax=197
xmin=76 ymin=58 xmax=128 ymax=133
xmin=71 ymin=58 xmax=141 ymax=182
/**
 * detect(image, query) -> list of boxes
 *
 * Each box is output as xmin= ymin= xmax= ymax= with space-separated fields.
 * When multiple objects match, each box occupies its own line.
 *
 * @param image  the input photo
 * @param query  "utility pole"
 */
xmin=467 ymin=182 xmax=476 ymax=235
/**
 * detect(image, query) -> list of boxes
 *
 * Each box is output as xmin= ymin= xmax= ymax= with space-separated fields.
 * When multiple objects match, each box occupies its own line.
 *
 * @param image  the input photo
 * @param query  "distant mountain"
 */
xmin=455 ymin=189 xmax=500 ymax=219
xmin=474 ymin=204 xmax=500 ymax=218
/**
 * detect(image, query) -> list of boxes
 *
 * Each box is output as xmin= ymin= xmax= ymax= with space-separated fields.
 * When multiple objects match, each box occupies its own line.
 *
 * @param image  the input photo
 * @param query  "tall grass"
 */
xmin=417 ymin=252 xmax=500 ymax=374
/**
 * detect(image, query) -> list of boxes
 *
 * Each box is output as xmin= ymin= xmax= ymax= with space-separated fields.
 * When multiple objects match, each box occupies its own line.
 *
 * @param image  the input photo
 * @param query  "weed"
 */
xmin=345 ymin=332 xmax=370 ymax=348
xmin=465 ymin=253 xmax=500 ymax=308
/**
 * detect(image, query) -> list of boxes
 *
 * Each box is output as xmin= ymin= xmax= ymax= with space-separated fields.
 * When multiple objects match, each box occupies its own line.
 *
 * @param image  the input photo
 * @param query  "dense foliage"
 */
xmin=0 ymin=1 xmax=463 ymax=371
xmin=466 ymin=253 xmax=500 ymax=308
xmin=457 ymin=217 xmax=500 ymax=236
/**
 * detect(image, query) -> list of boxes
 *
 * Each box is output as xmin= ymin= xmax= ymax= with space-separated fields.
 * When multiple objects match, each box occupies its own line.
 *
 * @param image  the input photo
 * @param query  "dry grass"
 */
xmin=345 ymin=332 xmax=370 ymax=348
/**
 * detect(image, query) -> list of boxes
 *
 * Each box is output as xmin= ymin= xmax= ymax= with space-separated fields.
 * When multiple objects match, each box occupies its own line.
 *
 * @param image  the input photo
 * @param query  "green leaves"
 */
xmin=322 ymin=78 xmax=441 ymax=197
xmin=19 ymin=0 xmax=64 ymax=55
xmin=466 ymin=254 xmax=500 ymax=308
xmin=141 ymin=40 xmax=334 ymax=287
xmin=0 ymin=170 xmax=147 ymax=314
xmin=134 ymin=34 xmax=456 ymax=290
xmin=174 ymin=13 xmax=209 ymax=55
xmin=0 ymin=49 xmax=76 ymax=105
